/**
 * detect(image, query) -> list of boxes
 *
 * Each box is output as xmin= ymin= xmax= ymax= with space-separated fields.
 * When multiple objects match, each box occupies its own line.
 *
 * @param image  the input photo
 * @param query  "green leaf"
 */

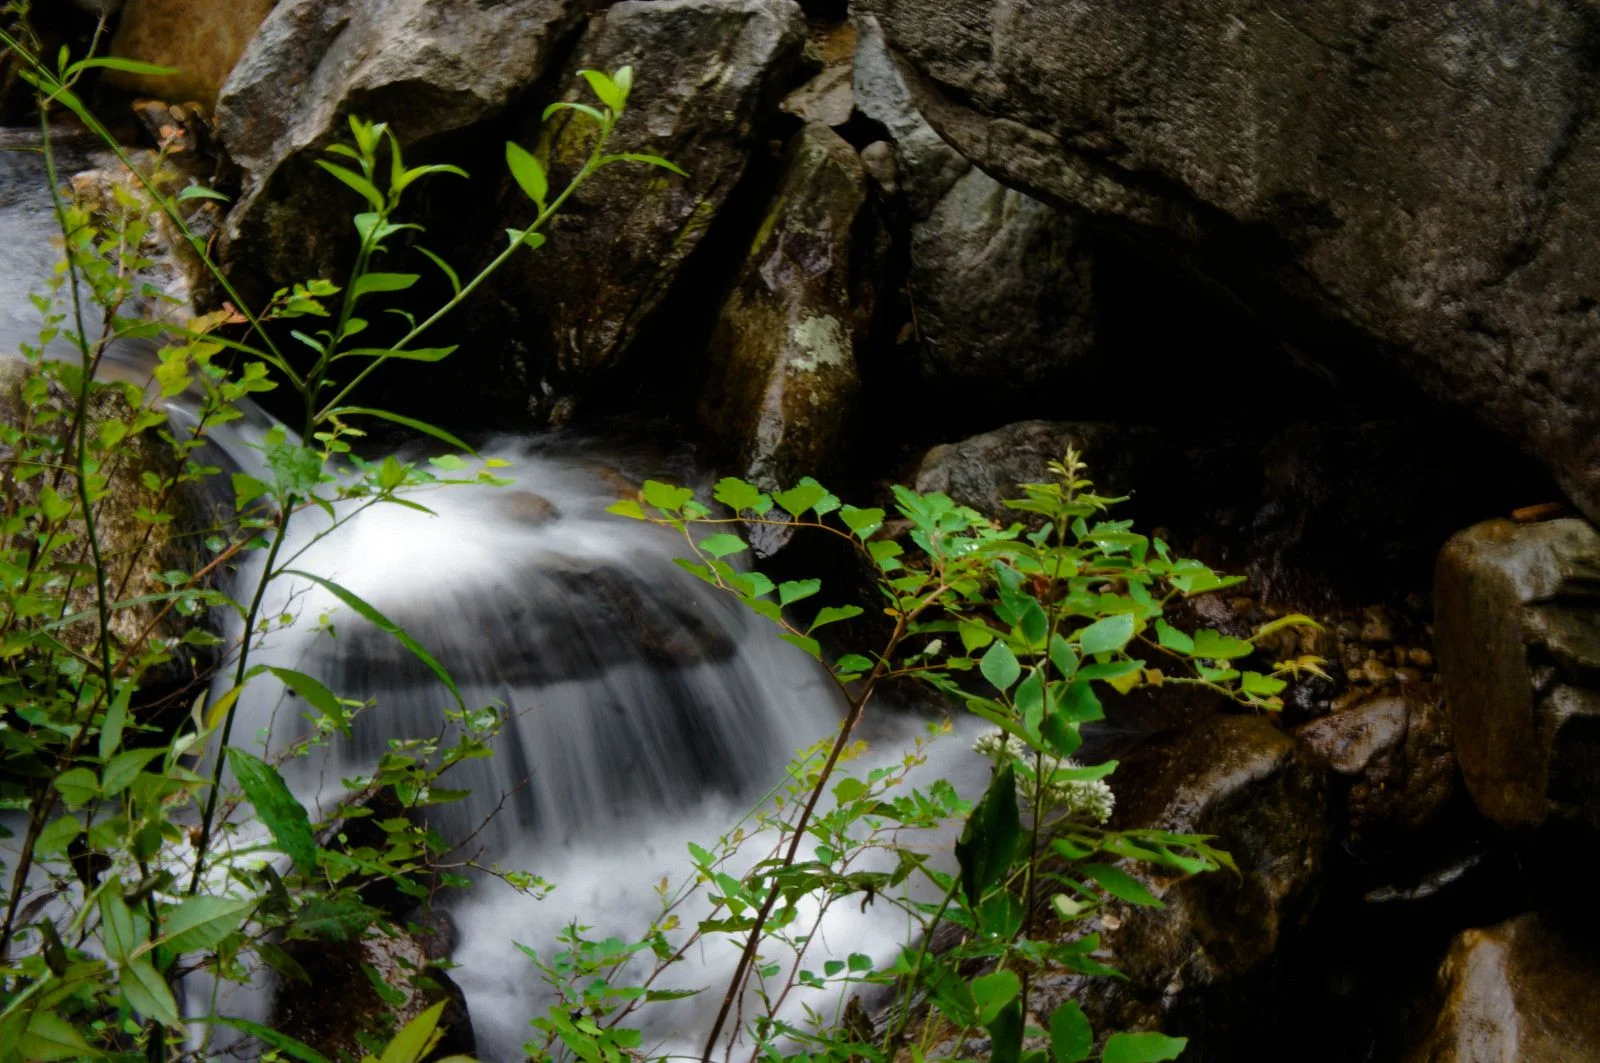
xmin=713 ymin=477 xmax=770 ymax=514
xmin=98 ymin=680 xmax=133 ymax=760
xmin=1192 ymin=628 xmax=1254 ymax=660
xmin=543 ymin=100 xmax=607 ymax=124
xmin=100 ymin=892 xmax=142 ymax=964
xmin=162 ymin=896 xmax=253 ymax=952
xmin=381 ymin=1000 xmax=448 ymax=1063
xmin=316 ymin=160 xmax=384 ymax=211
xmin=838 ymin=504 xmax=885 ymax=540
xmin=351 ymin=272 xmax=419 ymax=299
xmin=980 ymin=641 xmax=1021 ymax=693
xmin=121 ymin=957 xmax=184 ymax=1029
xmin=228 ymin=748 xmax=317 ymax=876
xmin=1241 ymin=671 xmax=1287 ymax=696
xmin=987 ymin=999 xmax=1024 ymax=1063
xmin=1078 ymin=614 xmax=1135 ymax=656
xmin=20 ymin=1010 xmax=103 ymax=1060
xmin=698 ymin=534 xmax=747 ymax=559
xmin=102 ymin=747 xmax=164 ymax=796
xmin=1079 ymin=863 xmax=1163 ymax=908
xmin=52 ymin=767 xmax=99 ymax=807
xmin=35 ymin=814 xmax=82 ymax=857
xmin=326 ymin=406 xmax=473 ymax=454
xmin=506 ymin=141 xmax=548 ymax=210
xmin=282 ymin=570 xmax=463 ymax=709
xmin=835 ymin=653 xmax=874 ymax=673
xmin=809 ymin=605 xmax=863 ymax=631
xmin=332 ymin=345 xmax=458 ymax=363
xmin=955 ymin=763 xmax=1020 ymax=907
xmin=779 ymin=580 xmax=821 ymax=605
xmin=603 ymin=152 xmax=688 ymax=176
xmin=779 ymin=633 xmax=822 ymax=659
xmin=1102 ymin=1032 xmax=1188 ymax=1063
xmin=579 ymin=68 xmax=626 ymax=112
xmin=415 ymin=246 xmax=461 ymax=295
xmin=209 ymin=1017 xmax=332 ymax=1063
xmin=607 ymin=499 xmax=646 ymax=520
xmin=1050 ymin=1001 xmax=1092 ymax=1063
xmin=1154 ymin=619 xmax=1194 ymax=654
xmin=642 ymin=481 xmax=694 ymax=513
xmin=773 ymin=483 xmax=827 ymax=517
xmin=69 ymin=56 xmax=178 ymax=77
xmin=176 ymin=185 xmax=231 ymax=202
xmin=971 ymin=969 xmax=1021 ymax=1025
xmin=1049 ymin=633 xmax=1079 ymax=680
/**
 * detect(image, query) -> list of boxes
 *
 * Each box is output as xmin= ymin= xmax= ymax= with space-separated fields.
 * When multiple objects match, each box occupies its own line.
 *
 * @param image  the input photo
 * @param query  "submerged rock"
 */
xmin=863 ymin=0 xmax=1600 ymax=525
xmin=1408 ymin=913 xmax=1600 ymax=1062
xmin=1434 ymin=518 xmax=1600 ymax=832
xmin=853 ymin=14 xmax=1096 ymax=410
xmin=104 ymin=0 xmax=278 ymax=107
xmin=912 ymin=420 xmax=1159 ymax=520
xmin=1035 ymin=715 xmax=1332 ymax=1034
xmin=488 ymin=0 xmax=809 ymax=421
xmin=700 ymin=121 xmax=882 ymax=496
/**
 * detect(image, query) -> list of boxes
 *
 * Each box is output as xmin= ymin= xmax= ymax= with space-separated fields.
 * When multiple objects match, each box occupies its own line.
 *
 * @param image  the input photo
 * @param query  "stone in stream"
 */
xmin=1433 ymin=518 xmax=1600 ymax=832
xmin=861 ymin=0 xmax=1600 ymax=526
xmin=1296 ymin=685 xmax=1458 ymax=855
xmin=1032 ymin=714 xmax=1332 ymax=1036
xmin=699 ymin=121 xmax=883 ymax=505
xmin=1407 ymin=913 xmax=1600 ymax=1062
xmin=852 ymin=14 xmax=1097 ymax=412
xmin=103 ymin=0 xmax=279 ymax=107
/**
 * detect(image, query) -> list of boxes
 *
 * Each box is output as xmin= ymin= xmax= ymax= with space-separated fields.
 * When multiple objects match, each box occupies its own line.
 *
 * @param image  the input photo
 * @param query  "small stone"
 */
xmin=1358 ymin=657 xmax=1394 ymax=685
xmin=1394 ymin=667 xmax=1424 ymax=684
xmin=859 ymin=140 xmax=898 ymax=194
xmin=1336 ymin=620 xmax=1362 ymax=640
xmin=1342 ymin=644 xmax=1374 ymax=672
xmin=1408 ymin=647 xmax=1435 ymax=669
xmin=1360 ymin=605 xmax=1395 ymax=644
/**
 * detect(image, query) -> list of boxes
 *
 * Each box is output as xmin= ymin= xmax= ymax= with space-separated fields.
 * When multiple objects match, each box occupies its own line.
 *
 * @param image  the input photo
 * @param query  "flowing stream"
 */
xmin=1 ymin=130 xmax=987 ymax=1060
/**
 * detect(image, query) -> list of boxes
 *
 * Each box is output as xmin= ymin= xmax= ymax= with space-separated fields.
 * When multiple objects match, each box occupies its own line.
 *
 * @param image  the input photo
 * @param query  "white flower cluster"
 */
xmin=972 ymin=728 xmax=1116 ymax=825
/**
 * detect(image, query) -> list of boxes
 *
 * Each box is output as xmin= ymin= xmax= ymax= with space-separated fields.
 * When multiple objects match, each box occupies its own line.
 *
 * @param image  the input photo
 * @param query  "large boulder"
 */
xmin=105 ymin=0 xmax=279 ymax=107
xmin=486 ymin=0 xmax=809 ymax=423
xmin=699 ymin=122 xmax=881 ymax=493
xmin=1434 ymin=518 xmax=1600 ymax=832
xmin=214 ymin=0 xmax=594 ymax=302
xmin=862 ymin=0 xmax=1600 ymax=524
xmin=853 ymin=14 xmax=1095 ymax=413
xmin=1408 ymin=914 xmax=1600 ymax=1062
xmin=1035 ymin=714 xmax=1332 ymax=1035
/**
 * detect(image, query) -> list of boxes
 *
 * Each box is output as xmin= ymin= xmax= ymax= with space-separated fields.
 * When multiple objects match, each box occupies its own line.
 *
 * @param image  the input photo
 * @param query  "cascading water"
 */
xmin=2 ymin=127 xmax=987 ymax=1060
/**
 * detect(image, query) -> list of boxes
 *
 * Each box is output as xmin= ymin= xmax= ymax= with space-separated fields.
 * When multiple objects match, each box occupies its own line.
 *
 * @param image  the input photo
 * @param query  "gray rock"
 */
xmin=1036 ymin=715 xmax=1331 ymax=1034
xmin=1296 ymin=686 xmax=1457 ymax=849
xmin=862 ymin=0 xmax=1600 ymax=524
xmin=1434 ymin=518 xmax=1600 ymax=831
xmin=853 ymin=14 xmax=1095 ymax=406
xmin=700 ymin=122 xmax=880 ymax=501
xmin=913 ymin=420 xmax=1159 ymax=520
xmin=1408 ymin=913 xmax=1600 ymax=1063
xmin=215 ymin=0 xmax=593 ymax=301
xmin=487 ymin=0 xmax=809 ymax=420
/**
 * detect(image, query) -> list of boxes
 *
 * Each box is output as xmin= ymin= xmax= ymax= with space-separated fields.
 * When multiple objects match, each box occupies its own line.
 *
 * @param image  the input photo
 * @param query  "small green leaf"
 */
xmin=809 ymin=605 xmax=863 ymax=631
xmin=838 ymin=504 xmax=885 ymax=540
xmin=208 ymin=1017 xmax=331 ymax=1063
xmin=102 ymin=747 xmax=164 ymax=796
xmin=351 ymin=272 xmax=419 ymax=299
xmin=980 ymin=641 xmax=1021 ymax=693
xmin=603 ymin=152 xmax=688 ymax=176
xmin=1240 ymin=671 xmax=1287 ymax=696
xmin=228 ymin=748 xmax=317 ymax=876
xmin=607 ymin=499 xmax=646 ymax=519
xmin=955 ymin=763 xmax=1020 ymax=907
xmin=20 ymin=1010 xmax=103 ymax=1060
xmin=122 ymin=957 xmax=184 ymax=1029
xmin=773 ymin=483 xmax=827 ymax=517
xmin=579 ymin=68 xmax=626 ymax=112
xmin=971 ymin=969 xmax=1021 ymax=1025
xmin=698 ymin=534 xmax=747 ymax=559
xmin=1050 ymin=1001 xmax=1092 ymax=1063
xmin=779 ymin=580 xmax=821 ymax=606
xmin=713 ymin=477 xmax=770 ymax=514
xmin=177 ymin=185 xmax=231 ymax=202
xmin=1192 ymin=628 xmax=1254 ymax=660
xmin=1154 ymin=619 xmax=1194 ymax=654
xmin=1079 ymin=863 xmax=1163 ymax=908
xmin=1078 ymin=614 xmax=1135 ymax=656
xmin=641 ymin=481 xmax=694 ymax=513
xmin=34 ymin=814 xmax=82 ymax=857
xmin=162 ymin=896 xmax=253 ymax=952
xmin=326 ymin=407 xmax=473 ymax=454
xmin=506 ymin=141 xmax=548 ymax=209
xmin=780 ymin=633 xmax=822 ymax=659
xmin=316 ymin=160 xmax=384 ymax=211
xmin=381 ymin=999 xmax=447 ymax=1063
xmin=1102 ymin=1031 xmax=1188 ymax=1063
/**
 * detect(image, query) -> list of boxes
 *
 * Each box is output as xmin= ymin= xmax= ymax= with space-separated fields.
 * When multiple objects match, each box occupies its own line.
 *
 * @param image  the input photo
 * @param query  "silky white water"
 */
xmin=1 ymin=130 xmax=988 ymax=1059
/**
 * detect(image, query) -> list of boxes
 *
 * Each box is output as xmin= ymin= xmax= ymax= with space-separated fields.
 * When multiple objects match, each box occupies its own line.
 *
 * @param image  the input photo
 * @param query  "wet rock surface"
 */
xmin=1434 ymin=518 xmax=1600 ymax=831
xmin=486 ymin=0 xmax=809 ymax=424
xmin=862 ymin=0 xmax=1600 ymax=525
xmin=215 ymin=0 xmax=593 ymax=304
xmin=700 ymin=121 xmax=880 ymax=497
xmin=1035 ymin=715 xmax=1332 ymax=1035
xmin=1407 ymin=913 xmax=1600 ymax=1063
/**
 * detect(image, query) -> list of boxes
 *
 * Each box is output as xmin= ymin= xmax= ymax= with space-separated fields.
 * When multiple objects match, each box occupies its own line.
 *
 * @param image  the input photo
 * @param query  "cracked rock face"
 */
xmin=862 ymin=0 xmax=1600 ymax=524
xmin=1434 ymin=518 xmax=1600 ymax=832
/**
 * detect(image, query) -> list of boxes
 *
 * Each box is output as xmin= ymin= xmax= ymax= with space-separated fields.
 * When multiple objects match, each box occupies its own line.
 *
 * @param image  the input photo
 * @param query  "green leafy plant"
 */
xmin=588 ymin=451 xmax=1322 ymax=1062
xmin=0 ymin=17 xmax=681 ymax=1059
